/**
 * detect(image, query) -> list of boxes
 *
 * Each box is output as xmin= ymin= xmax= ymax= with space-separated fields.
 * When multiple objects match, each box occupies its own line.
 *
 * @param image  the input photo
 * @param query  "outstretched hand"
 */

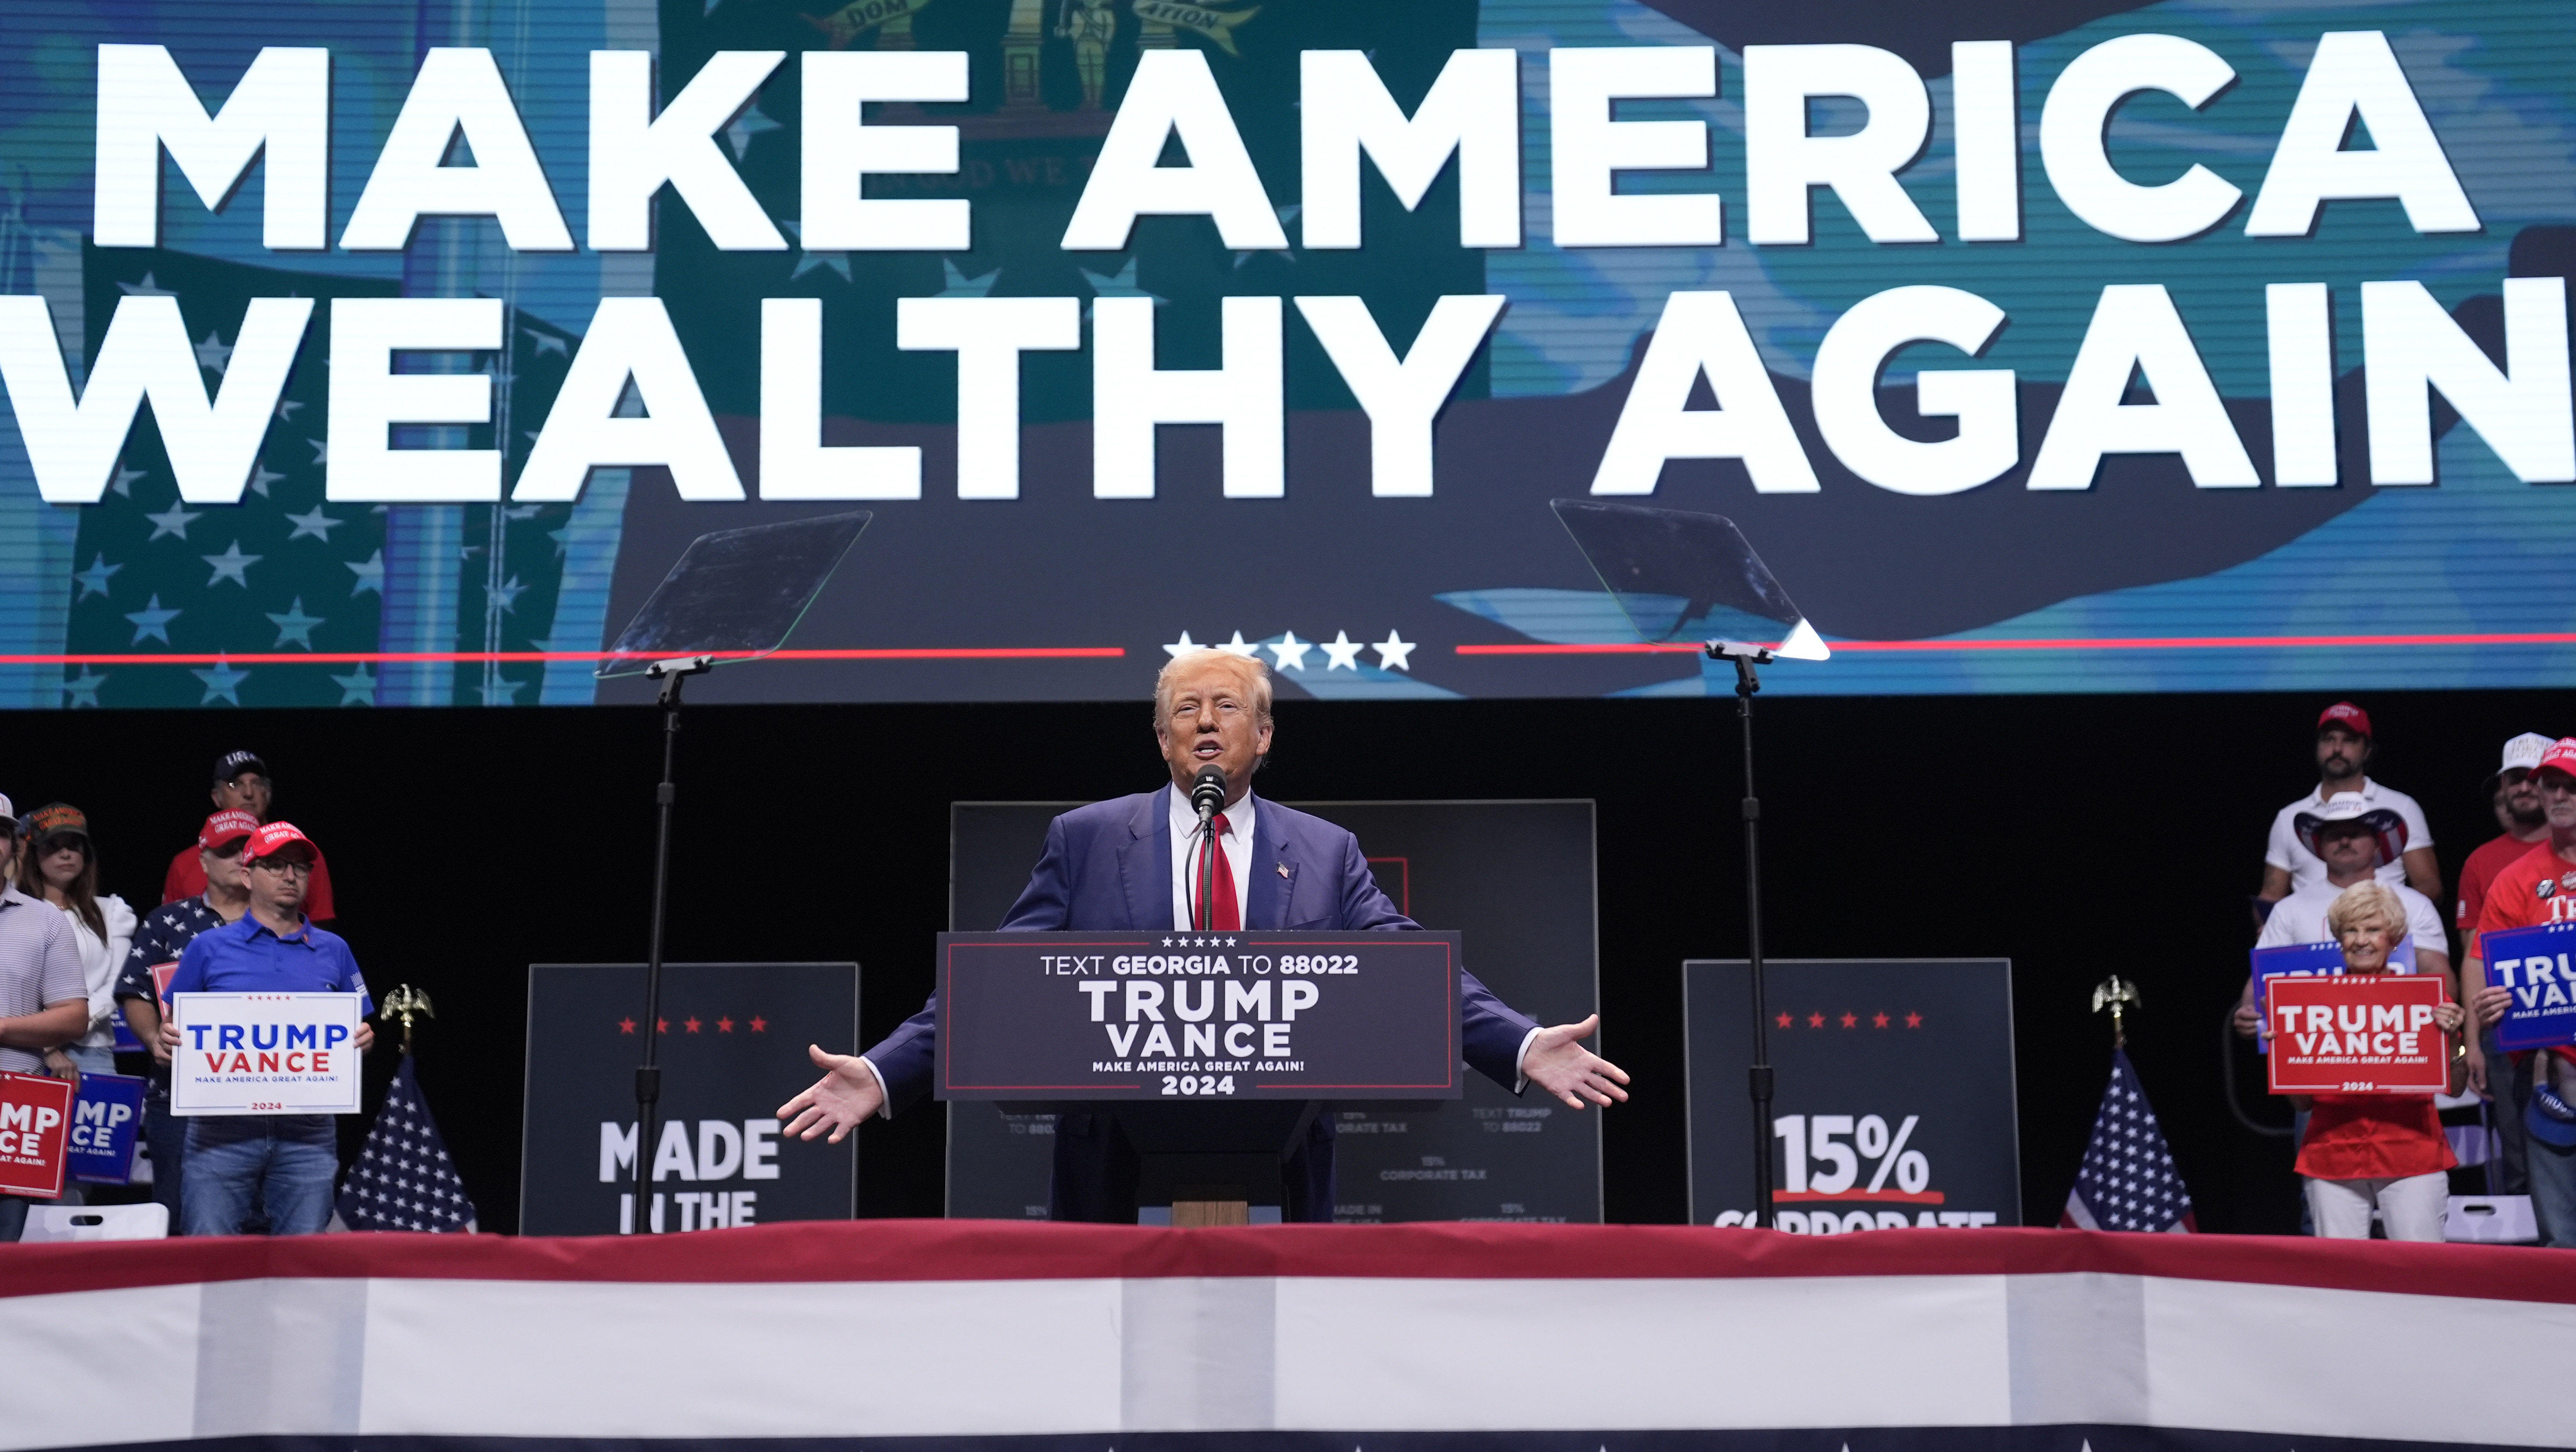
xmin=1523 ymin=1014 xmax=1630 ymax=1109
xmin=778 ymin=1045 xmax=885 ymax=1143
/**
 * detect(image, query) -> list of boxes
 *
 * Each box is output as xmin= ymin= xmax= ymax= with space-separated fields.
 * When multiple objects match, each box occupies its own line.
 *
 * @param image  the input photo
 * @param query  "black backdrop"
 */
xmin=10 ymin=686 xmax=2555 ymax=1233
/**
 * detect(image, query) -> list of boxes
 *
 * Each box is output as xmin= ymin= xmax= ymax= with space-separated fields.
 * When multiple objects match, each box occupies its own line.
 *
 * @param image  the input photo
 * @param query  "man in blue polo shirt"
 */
xmin=160 ymin=822 xmax=373 ymax=1237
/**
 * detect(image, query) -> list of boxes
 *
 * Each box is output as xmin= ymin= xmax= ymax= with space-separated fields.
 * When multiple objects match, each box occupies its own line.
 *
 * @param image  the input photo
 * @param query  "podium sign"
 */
xmin=2485 ymin=922 xmax=2576 ymax=1052
xmin=2266 ymin=974 xmax=2450 ymax=1094
xmin=936 ymin=932 xmax=1463 ymax=1101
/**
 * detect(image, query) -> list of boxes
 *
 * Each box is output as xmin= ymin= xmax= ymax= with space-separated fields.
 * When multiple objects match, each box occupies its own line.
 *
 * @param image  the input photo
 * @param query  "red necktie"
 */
xmin=1200 ymin=812 xmax=1241 ymax=931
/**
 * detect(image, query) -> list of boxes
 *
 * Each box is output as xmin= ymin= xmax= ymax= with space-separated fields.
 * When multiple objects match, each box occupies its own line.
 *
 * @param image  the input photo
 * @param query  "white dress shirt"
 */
xmin=1168 ymin=786 xmax=1255 ymax=929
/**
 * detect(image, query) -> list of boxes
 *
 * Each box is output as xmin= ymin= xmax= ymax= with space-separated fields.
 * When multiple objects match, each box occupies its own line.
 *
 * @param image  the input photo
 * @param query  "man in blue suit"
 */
xmin=781 ymin=647 xmax=1628 ymax=1221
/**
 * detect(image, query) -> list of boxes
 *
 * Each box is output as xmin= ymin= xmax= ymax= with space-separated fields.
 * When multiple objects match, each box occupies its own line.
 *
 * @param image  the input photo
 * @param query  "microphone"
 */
xmin=1190 ymin=765 xmax=1229 ymax=824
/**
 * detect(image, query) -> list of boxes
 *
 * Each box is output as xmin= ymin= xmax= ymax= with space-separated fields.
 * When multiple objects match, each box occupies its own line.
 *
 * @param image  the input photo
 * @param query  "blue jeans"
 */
xmin=2485 ymin=1030 xmax=2532 ymax=1195
xmin=2532 ymin=1131 xmax=2576 ymax=1249
xmin=183 ymin=1116 xmax=337 ymax=1237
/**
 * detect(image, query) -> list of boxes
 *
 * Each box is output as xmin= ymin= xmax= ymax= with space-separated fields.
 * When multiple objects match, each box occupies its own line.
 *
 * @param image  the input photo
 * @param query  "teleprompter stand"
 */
xmin=1550 ymin=500 xmax=1829 ymax=1229
xmin=597 ymin=511 xmax=871 ymax=1233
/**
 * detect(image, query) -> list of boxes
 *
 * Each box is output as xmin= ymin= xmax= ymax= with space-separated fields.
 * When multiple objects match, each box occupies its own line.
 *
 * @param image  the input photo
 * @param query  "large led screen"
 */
xmin=1 ymin=0 xmax=2571 ymax=706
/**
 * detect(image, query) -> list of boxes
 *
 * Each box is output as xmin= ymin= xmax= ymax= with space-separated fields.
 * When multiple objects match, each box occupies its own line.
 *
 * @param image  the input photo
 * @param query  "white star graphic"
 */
xmin=523 ymin=327 xmax=569 ymax=358
xmin=347 ymin=549 xmax=387 ymax=596
xmin=1371 ymin=631 xmax=1415 ymax=671
xmin=285 ymin=506 xmax=342 ymax=542
xmin=275 ymin=397 xmax=304 ymax=421
xmin=61 ymin=667 xmax=106 ymax=709
xmin=193 ymin=329 xmax=233 ymax=374
xmin=1267 ymin=630 xmax=1311 ymax=671
xmin=1321 ymin=631 xmax=1364 ymax=671
xmin=109 ymin=465 xmax=146 ymax=498
xmin=72 ymin=553 xmax=122 ymax=600
xmin=308 ymin=436 xmax=329 ymax=466
xmin=1218 ymin=631 xmax=1259 ymax=659
xmin=1079 ymin=257 xmax=1163 ymax=318
xmin=191 ymin=657 xmax=249 ymax=706
xmin=490 ymin=573 xmax=527 ymax=614
xmin=330 ymin=662 xmax=377 ymax=706
xmin=115 ymin=272 xmax=173 ymax=297
xmin=123 ymin=595 xmax=180 ymax=644
xmin=937 ymin=260 xmax=1003 ymax=298
xmin=143 ymin=502 xmax=202 ymax=541
xmin=1231 ymin=203 xmax=1301 ymax=269
xmin=779 ymin=219 xmax=852 ymax=282
xmin=1162 ymin=630 xmax=1202 ymax=659
xmin=202 ymin=541 xmax=261 ymax=588
xmin=725 ymin=100 xmax=780 ymax=160
xmin=246 ymin=463 xmax=284 ymax=498
xmin=478 ymin=676 xmax=525 ymax=705
xmin=266 ymin=597 xmax=323 ymax=649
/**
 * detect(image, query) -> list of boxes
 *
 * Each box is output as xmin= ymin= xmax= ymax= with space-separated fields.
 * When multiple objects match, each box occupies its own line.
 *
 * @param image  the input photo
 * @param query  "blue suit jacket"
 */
xmin=864 ymin=787 xmax=1540 ymax=1115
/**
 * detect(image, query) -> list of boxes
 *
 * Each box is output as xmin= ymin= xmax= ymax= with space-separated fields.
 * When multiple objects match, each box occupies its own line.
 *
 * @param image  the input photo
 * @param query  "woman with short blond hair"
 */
xmin=2292 ymin=881 xmax=2468 ymax=1241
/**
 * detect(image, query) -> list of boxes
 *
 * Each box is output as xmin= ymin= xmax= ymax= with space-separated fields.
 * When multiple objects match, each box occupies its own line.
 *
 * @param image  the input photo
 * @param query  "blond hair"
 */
xmin=2325 ymin=881 xmax=2408 ymax=942
xmin=1153 ymin=647 xmax=1273 ymax=725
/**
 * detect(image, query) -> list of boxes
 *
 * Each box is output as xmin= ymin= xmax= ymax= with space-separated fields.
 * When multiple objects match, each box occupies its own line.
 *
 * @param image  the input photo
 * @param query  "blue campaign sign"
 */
xmin=2250 ymin=939 xmax=2417 ymax=1015
xmin=67 ymin=1071 xmax=145 ymax=1185
xmin=2486 ymin=923 xmax=2576 ymax=1052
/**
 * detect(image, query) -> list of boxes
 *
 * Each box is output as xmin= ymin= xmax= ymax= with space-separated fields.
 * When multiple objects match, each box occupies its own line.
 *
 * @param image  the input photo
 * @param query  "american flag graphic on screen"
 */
xmin=338 ymin=1055 xmax=478 ymax=1233
xmin=2062 ymin=1050 xmax=2196 ymax=1234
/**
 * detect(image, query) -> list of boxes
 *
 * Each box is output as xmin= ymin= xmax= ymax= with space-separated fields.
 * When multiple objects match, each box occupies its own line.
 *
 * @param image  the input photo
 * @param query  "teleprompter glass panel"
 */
xmin=1550 ymin=500 xmax=1828 ymax=661
xmin=597 ymin=512 xmax=870 ymax=677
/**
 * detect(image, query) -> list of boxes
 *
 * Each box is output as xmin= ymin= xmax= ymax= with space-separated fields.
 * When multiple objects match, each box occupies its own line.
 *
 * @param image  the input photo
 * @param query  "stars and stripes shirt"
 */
xmin=2063 ymin=1051 xmax=2196 ymax=1233
xmin=116 ymin=895 xmax=234 ymax=1097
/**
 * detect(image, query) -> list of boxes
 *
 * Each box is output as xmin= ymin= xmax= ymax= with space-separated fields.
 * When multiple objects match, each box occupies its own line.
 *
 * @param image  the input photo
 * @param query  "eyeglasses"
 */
xmin=250 ymin=857 xmax=314 ymax=876
xmin=2541 ymin=776 xmax=2576 ymax=796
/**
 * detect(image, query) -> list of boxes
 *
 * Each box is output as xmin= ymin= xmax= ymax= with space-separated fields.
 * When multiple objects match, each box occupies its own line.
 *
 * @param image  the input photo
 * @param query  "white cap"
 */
xmin=0 ymin=793 xmax=14 ymax=829
xmin=2501 ymin=732 xmax=2555 ymax=775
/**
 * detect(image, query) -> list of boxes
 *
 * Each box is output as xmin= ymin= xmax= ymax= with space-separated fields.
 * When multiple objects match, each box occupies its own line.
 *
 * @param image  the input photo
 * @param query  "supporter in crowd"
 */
xmin=2458 ymin=732 xmax=2553 ymax=1196
xmin=0 ymin=795 xmax=91 ymax=1241
xmin=2235 ymin=795 xmax=2452 ymax=1035
xmin=165 ymin=751 xmax=336 ymax=924
xmin=2466 ymin=738 xmax=2576 ymax=1248
xmin=2259 ymin=704 xmax=2440 ymax=911
xmin=16 ymin=804 xmax=137 ymax=1081
xmin=2288 ymin=882 xmax=2467 ymax=1241
xmin=118 ymin=810 xmax=258 ymax=1230
xmin=160 ymin=823 xmax=373 ymax=1237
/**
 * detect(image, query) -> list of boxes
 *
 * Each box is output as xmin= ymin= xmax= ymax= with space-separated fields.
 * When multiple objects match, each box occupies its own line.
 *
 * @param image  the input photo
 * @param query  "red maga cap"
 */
xmin=2539 ymin=738 xmax=2576 ymax=782
xmin=2316 ymin=701 xmax=2373 ymax=738
xmin=242 ymin=820 xmax=316 ymax=861
xmin=198 ymin=810 xmax=258 ymax=849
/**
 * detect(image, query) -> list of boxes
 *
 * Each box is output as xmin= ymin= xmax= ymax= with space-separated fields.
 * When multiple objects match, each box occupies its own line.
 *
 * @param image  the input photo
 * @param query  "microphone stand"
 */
xmin=632 ymin=653 xmax=713 ymax=1232
xmin=1709 ymin=641 xmax=1775 ymax=1229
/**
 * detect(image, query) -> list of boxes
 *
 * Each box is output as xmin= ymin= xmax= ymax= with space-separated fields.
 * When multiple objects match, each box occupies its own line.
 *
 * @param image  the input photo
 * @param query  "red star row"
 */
xmin=617 ymin=1015 xmax=770 ymax=1034
xmin=1775 ymin=1011 xmax=1924 ymax=1029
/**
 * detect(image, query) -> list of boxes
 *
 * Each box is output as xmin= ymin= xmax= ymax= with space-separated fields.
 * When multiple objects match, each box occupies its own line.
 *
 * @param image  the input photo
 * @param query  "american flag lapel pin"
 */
xmin=1275 ymin=862 xmax=1289 ymax=878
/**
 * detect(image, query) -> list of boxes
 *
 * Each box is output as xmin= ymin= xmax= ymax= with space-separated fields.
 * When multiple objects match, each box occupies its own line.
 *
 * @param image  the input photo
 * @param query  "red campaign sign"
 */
xmin=0 ymin=1069 xmax=76 ymax=1198
xmin=2266 ymin=974 xmax=2452 ymax=1095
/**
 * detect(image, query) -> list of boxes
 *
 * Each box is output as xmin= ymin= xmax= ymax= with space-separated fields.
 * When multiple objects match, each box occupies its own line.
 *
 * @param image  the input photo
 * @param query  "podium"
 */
xmin=936 ymin=931 xmax=1463 ymax=1223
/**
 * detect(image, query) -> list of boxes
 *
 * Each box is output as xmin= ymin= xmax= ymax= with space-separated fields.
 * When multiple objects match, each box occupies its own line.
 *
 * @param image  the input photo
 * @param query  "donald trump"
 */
xmin=781 ymin=647 xmax=1628 ymax=1220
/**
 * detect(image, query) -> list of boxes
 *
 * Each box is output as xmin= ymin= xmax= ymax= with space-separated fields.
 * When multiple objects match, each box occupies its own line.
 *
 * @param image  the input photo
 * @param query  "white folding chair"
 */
xmin=19 ymin=1203 xmax=170 ymax=1243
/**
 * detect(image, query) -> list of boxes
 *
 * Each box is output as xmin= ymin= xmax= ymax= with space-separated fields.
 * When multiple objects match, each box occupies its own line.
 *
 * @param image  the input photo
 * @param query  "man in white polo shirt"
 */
xmin=2258 ymin=702 xmax=2441 ymax=909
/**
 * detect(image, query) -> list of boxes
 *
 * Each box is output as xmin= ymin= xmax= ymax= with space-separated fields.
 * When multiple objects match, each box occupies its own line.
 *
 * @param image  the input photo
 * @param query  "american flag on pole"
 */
xmin=337 ymin=1055 xmax=478 ymax=1233
xmin=2062 ymin=1050 xmax=2196 ymax=1233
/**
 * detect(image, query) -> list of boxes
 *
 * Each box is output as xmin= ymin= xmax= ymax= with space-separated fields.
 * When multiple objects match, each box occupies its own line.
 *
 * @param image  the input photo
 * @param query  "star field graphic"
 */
xmin=2062 ymin=1051 xmax=2196 ymax=1234
xmin=337 ymin=1054 xmax=478 ymax=1234
xmin=60 ymin=247 xmax=588 ymax=708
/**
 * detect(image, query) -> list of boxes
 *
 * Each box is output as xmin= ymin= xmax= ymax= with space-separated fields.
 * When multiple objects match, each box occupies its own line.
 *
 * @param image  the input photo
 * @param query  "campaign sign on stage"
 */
xmin=0 ymin=1070 xmax=75 ymax=1197
xmin=2266 ymin=975 xmax=2451 ymax=1094
xmin=67 ymin=1071 xmax=146 ymax=1184
xmin=1686 ymin=960 xmax=2020 ymax=1231
xmin=936 ymin=932 xmax=1462 ymax=1101
xmin=520 ymin=962 xmax=858 ymax=1237
xmin=2484 ymin=922 xmax=2576 ymax=1052
xmin=169 ymin=993 xmax=363 ymax=1115
xmin=2251 ymin=939 xmax=2417 ymax=1015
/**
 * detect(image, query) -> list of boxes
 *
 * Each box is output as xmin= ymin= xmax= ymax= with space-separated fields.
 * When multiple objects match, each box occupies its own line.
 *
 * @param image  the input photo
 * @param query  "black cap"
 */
xmin=213 ymin=750 xmax=269 ymax=786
